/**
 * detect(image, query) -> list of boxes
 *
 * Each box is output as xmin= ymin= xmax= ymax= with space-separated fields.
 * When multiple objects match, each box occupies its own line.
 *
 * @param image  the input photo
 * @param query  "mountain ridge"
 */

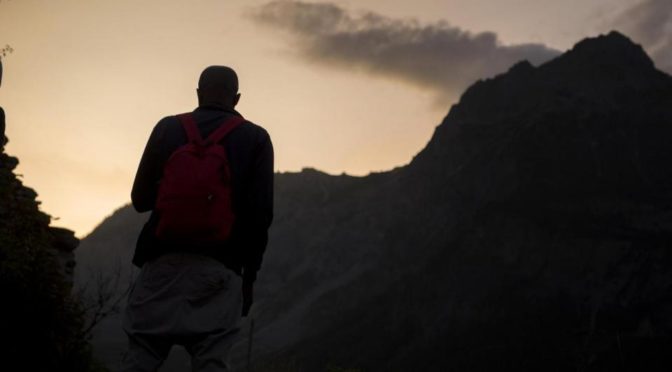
xmin=78 ymin=31 xmax=672 ymax=371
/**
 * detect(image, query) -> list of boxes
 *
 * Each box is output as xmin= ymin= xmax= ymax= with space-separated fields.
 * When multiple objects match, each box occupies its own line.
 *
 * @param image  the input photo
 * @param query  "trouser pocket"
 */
xmin=185 ymin=263 xmax=234 ymax=304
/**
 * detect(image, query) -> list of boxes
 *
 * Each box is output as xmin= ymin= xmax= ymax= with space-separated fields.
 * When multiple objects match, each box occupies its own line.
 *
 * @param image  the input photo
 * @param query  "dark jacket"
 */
xmin=131 ymin=106 xmax=273 ymax=282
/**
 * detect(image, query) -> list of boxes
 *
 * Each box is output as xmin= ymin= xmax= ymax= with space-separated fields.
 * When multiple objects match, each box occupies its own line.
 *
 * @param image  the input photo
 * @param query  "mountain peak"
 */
xmin=412 ymin=31 xmax=672 ymax=179
xmin=576 ymin=31 xmax=641 ymax=49
xmin=551 ymin=31 xmax=655 ymax=72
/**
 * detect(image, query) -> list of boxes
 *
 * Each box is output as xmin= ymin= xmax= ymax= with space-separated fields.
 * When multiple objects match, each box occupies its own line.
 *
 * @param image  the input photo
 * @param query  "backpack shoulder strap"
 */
xmin=205 ymin=115 xmax=246 ymax=145
xmin=176 ymin=113 xmax=202 ymax=144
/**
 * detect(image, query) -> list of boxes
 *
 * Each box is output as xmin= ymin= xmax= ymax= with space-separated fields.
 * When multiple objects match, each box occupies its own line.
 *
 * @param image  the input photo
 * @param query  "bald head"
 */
xmin=197 ymin=66 xmax=240 ymax=108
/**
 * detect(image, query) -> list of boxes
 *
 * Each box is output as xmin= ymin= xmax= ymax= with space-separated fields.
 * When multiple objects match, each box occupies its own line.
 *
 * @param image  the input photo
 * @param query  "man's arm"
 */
xmin=241 ymin=129 xmax=273 ymax=316
xmin=131 ymin=120 xmax=167 ymax=213
xmin=243 ymin=129 xmax=274 ymax=282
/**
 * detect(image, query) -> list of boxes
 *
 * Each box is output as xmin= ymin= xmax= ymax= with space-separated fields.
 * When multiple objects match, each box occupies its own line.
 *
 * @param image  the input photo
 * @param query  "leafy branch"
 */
xmin=1 ymin=44 xmax=13 ymax=59
xmin=74 ymin=260 xmax=135 ymax=340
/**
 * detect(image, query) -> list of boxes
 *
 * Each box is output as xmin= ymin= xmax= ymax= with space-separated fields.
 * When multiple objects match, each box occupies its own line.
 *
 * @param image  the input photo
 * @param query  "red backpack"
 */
xmin=155 ymin=113 xmax=245 ymax=244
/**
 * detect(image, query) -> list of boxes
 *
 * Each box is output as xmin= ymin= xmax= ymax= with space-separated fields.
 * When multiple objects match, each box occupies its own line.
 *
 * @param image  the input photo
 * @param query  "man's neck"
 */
xmin=198 ymin=102 xmax=234 ymax=111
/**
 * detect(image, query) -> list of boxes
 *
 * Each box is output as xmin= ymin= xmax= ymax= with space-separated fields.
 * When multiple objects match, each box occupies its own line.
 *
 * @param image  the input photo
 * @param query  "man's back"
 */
xmin=131 ymin=106 xmax=274 ymax=280
xmin=122 ymin=66 xmax=273 ymax=372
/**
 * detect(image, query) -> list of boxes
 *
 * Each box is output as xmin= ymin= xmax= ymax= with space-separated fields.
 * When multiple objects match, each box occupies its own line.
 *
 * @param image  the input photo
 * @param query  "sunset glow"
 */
xmin=0 ymin=0 xmax=661 ymax=236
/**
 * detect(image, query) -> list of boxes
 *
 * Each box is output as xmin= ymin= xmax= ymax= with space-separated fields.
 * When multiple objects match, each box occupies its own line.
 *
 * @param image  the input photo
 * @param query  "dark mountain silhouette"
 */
xmin=78 ymin=31 xmax=672 ymax=371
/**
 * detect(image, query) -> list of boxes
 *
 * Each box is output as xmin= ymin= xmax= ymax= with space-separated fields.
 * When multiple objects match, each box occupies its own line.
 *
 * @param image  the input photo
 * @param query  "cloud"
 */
xmin=249 ymin=1 xmax=560 ymax=104
xmin=613 ymin=0 xmax=672 ymax=74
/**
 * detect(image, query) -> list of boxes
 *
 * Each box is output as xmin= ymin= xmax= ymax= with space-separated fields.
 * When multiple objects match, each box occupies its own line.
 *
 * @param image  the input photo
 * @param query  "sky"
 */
xmin=0 ymin=0 xmax=669 ymax=237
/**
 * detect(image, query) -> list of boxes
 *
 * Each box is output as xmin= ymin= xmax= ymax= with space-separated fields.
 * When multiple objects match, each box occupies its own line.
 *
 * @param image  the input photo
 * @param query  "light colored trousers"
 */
xmin=122 ymin=253 xmax=242 ymax=372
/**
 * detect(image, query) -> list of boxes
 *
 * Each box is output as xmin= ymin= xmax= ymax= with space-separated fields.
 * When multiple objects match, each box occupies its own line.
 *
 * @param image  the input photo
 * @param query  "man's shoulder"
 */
xmin=239 ymin=120 xmax=270 ymax=141
xmin=148 ymin=115 xmax=179 ymax=134
xmin=154 ymin=112 xmax=270 ymax=145
xmin=157 ymin=114 xmax=180 ymax=128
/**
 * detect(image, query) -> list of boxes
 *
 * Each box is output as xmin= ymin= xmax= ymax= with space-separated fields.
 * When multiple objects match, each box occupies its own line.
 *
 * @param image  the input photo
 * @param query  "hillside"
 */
xmin=78 ymin=31 xmax=672 ymax=371
xmin=0 ymin=136 xmax=98 ymax=369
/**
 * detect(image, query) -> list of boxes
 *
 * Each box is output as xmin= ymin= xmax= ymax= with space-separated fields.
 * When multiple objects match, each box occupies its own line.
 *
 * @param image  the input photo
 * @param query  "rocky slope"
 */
xmin=78 ymin=32 xmax=672 ymax=371
xmin=0 ymin=139 xmax=98 ymax=370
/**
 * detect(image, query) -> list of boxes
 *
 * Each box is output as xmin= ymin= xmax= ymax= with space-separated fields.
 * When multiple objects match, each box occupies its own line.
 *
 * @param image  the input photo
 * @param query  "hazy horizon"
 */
xmin=1 ymin=0 xmax=669 ymax=237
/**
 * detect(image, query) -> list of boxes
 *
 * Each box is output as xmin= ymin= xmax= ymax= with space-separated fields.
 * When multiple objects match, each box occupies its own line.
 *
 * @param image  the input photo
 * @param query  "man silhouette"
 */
xmin=122 ymin=66 xmax=273 ymax=372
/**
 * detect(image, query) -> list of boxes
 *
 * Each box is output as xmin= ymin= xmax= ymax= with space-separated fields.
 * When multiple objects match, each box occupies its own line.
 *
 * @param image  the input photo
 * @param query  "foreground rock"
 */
xmin=0 ymin=136 xmax=96 ymax=370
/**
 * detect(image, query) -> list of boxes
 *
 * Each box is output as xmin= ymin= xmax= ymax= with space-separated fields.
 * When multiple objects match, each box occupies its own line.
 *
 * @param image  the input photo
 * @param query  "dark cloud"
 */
xmin=614 ymin=0 xmax=672 ymax=74
xmin=250 ymin=1 xmax=560 ymax=103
